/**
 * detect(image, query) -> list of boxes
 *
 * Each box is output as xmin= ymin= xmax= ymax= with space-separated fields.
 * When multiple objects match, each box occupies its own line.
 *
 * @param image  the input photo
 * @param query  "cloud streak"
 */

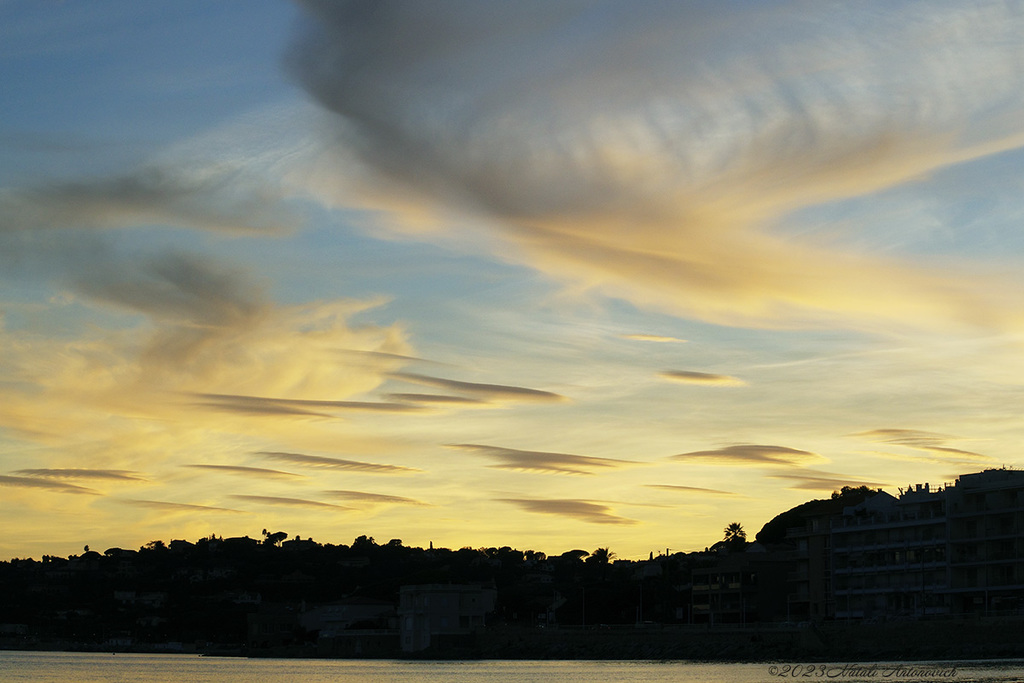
xmin=854 ymin=428 xmax=995 ymax=464
xmin=0 ymin=475 xmax=99 ymax=495
xmin=499 ymin=498 xmax=637 ymax=525
xmin=193 ymin=393 xmax=424 ymax=417
xmin=259 ymin=451 xmax=421 ymax=474
xmin=390 ymin=373 xmax=566 ymax=403
xmin=119 ymin=499 xmax=244 ymax=513
xmin=644 ymin=484 xmax=738 ymax=497
xmin=322 ymin=490 xmax=428 ymax=506
xmin=660 ymin=370 xmax=746 ymax=387
xmin=185 ymin=464 xmax=303 ymax=480
xmin=450 ymin=443 xmax=633 ymax=475
xmin=672 ymin=444 xmax=823 ymax=466
xmin=766 ymin=469 xmax=888 ymax=492
xmin=229 ymin=494 xmax=351 ymax=510
xmin=13 ymin=468 xmax=144 ymax=481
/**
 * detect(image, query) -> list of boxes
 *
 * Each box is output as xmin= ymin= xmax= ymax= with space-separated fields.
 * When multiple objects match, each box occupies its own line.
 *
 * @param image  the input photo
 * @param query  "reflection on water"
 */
xmin=1 ymin=652 xmax=1024 ymax=683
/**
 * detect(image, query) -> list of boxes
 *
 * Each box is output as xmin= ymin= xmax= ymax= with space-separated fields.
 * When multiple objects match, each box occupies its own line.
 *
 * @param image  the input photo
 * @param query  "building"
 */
xmin=786 ymin=468 xmax=1024 ymax=621
xmin=691 ymin=545 xmax=790 ymax=624
xmin=831 ymin=486 xmax=948 ymax=619
xmin=946 ymin=469 xmax=1024 ymax=616
xmin=397 ymin=584 xmax=496 ymax=652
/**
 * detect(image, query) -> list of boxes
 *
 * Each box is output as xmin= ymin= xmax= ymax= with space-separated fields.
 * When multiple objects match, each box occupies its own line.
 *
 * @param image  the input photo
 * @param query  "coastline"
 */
xmin=5 ymin=617 xmax=1023 ymax=662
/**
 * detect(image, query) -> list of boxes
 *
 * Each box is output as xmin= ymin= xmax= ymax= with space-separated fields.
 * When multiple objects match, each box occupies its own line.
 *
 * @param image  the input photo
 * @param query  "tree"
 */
xmin=262 ymin=530 xmax=287 ymax=547
xmin=586 ymin=547 xmax=616 ymax=564
xmin=723 ymin=522 xmax=746 ymax=550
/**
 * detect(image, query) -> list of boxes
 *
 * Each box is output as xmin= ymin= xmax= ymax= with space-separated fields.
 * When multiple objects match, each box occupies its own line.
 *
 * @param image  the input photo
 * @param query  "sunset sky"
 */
xmin=4 ymin=1 xmax=1024 ymax=561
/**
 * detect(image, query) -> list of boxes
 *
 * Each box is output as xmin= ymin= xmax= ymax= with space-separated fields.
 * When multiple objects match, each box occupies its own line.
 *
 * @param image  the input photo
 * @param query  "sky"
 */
xmin=3 ymin=0 xmax=1024 ymax=561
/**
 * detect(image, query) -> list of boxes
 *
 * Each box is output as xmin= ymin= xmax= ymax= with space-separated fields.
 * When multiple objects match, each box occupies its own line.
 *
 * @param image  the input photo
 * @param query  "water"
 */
xmin=1 ymin=652 xmax=1023 ymax=683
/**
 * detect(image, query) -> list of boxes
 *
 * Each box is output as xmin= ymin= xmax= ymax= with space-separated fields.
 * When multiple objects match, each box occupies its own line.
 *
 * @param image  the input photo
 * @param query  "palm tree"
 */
xmin=723 ymin=522 xmax=746 ymax=548
xmin=586 ymin=547 xmax=616 ymax=565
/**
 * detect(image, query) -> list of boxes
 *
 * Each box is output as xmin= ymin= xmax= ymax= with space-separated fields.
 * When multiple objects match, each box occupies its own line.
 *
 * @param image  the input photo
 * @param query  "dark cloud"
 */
xmin=500 ymin=498 xmax=637 ymax=525
xmin=766 ymin=469 xmax=888 ymax=492
xmin=644 ymin=484 xmax=738 ymax=496
xmin=185 ymin=464 xmax=303 ymax=480
xmin=660 ymin=370 xmax=746 ymax=387
xmin=229 ymin=494 xmax=351 ymax=510
xmin=13 ymin=468 xmax=144 ymax=481
xmin=671 ymin=444 xmax=822 ymax=466
xmin=854 ymin=428 xmax=994 ymax=462
xmin=450 ymin=443 xmax=633 ymax=475
xmin=77 ymin=251 xmax=266 ymax=330
xmin=285 ymin=1 xmax=1024 ymax=333
xmin=259 ymin=451 xmax=421 ymax=474
xmin=119 ymin=499 xmax=244 ymax=513
xmin=322 ymin=489 xmax=428 ymax=506
xmin=0 ymin=475 xmax=99 ymax=494
xmin=0 ymin=165 xmax=294 ymax=235
xmin=390 ymin=372 xmax=566 ymax=403
xmin=193 ymin=393 xmax=425 ymax=417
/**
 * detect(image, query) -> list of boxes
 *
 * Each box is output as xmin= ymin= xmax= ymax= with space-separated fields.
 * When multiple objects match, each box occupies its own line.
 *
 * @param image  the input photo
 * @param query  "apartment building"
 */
xmin=788 ymin=468 xmax=1024 ymax=621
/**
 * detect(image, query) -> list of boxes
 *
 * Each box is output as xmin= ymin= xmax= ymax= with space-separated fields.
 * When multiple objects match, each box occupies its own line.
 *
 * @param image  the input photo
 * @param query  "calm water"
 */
xmin=1 ymin=652 xmax=1023 ymax=683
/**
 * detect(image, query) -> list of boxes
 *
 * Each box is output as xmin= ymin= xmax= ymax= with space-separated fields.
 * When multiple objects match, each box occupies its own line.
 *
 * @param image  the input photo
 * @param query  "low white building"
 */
xmin=398 ymin=584 xmax=496 ymax=652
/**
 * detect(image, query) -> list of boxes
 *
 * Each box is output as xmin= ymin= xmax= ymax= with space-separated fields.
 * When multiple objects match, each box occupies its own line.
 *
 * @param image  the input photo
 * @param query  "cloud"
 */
xmin=322 ymin=490 xmax=428 ymax=506
xmin=766 ymin=469 xmax=888 ymax=492
xmin=644 ymin=484 xmax=738 ymax=496
xmin=193 ymin=393 xmax=424 ymax=417
xmin=118 ymin=499 xmax=245 ymax=513
xmin=259 ymin=451 xmax=421 ymax=474
xmin=660 ymin=370 xmax=746 ymax=387
xmin=287 ymin=1 xmax=1024 ymax=334
xmin=0 ymin=475 xmax=99 ymax=495
xmin=0 ymin=164 xmax=295 ymax=236
xmin=390 ymin=372 xmax=567 ymax=403
xmin=13 ymin=468 xmax=144 ymax=481
xmin=185 ymin=464 xmax=303 ymax=480
xmin=384 ymin=393 xmax=488 ymax=406
xmin=854 ymin=428 xmax=995 ymax=463
xmin=671 ymin=444 xmax=823 ymax=466
xmin=229 ymin=494 xmax=351 ymax=510
xmin=621 ymin=334 xmax=687 ymax=343
xmin=499 ymin=498 xmax=638 ymax=525
xmin=449 ymin=443 xmax=634 ymax=475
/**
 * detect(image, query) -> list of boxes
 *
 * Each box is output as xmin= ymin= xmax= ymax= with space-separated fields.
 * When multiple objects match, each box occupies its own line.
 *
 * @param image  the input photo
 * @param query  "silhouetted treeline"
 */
xmin=0 ymin=532 xmax=704 ymax=650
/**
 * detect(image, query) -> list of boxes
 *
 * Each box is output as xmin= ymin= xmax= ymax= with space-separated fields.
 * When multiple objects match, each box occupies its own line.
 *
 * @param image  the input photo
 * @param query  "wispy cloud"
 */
xmin=390 ymin=372 xmax=567 ymax=403
xmin=0 ymin=164 xmax=294 ymax=235
xmin=854 ymin=428 xmax=995 ymax=463
xmin=450 ymin=443 xmax=634 ymax=475
xmin=644 ymin=484 xmax=738 ymax=497
xmin=660 ymin=370 xmax=746 ymax=387
xmin=193 ymin=393 xmax=424 ymax=417
xmin=287 ymin=1 xmax=1024 ymax=334
xmin=229 ymin=494 xmax=350 ymax=510
xmin=384 ymin=393 xmax=488 ymax=406
xmin=671 ymin=444 xmax=823 ymax=466
xmin=322 ymin=490 xmax=429 ymax=506
xmin=13 ymin=468 xmax=144 ymax=481
xmin=766 ymin=469 xmax=888 ymax=492
xmin=259 ymin=451 xmax=421 ymax=474
xmin=185 ymin=464 xmax=303 ymax=480
xmin=621 ymin=334 xmax=687 ymax=343
xmin=119 ymin=499 xmax=244 ymax=513
xmin=499 ymin=498 xmax=638 ymax=525
xmin=0 ymin=475 xmax=99 ymax=495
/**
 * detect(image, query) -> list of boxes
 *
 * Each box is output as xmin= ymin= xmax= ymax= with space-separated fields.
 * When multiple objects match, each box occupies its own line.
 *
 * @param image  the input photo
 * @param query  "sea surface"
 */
xmin=1 ymin=652 xmax=1023 ymax=683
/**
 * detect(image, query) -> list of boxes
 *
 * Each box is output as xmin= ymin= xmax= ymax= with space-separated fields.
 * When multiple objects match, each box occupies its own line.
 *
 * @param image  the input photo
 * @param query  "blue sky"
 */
xmin=3 ymin=0 xmax=1024 ymax=560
